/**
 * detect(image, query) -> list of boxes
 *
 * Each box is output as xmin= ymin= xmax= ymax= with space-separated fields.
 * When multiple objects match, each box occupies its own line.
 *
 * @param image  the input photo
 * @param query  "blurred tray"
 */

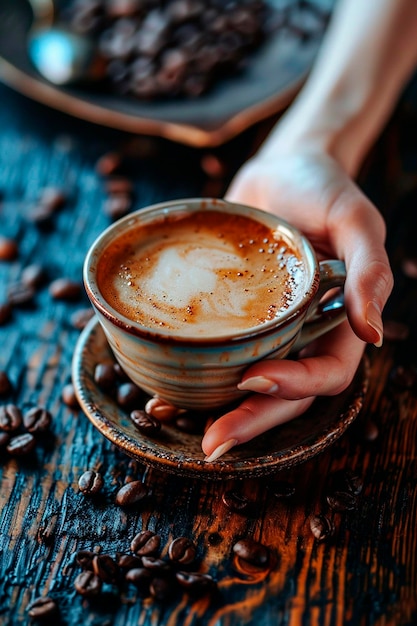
xmin=0 ymin=0 xmax=334 ymax=146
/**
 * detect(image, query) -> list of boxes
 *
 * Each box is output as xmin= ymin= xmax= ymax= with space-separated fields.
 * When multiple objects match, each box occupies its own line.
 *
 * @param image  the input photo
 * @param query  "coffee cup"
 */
xmin=83 ymin=198 xmax=346 ymax=410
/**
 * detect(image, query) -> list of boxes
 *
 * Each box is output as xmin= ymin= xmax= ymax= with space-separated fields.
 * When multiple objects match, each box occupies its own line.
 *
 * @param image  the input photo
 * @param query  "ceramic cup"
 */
xmin=84 ymin=198 xmax=346 ymax=410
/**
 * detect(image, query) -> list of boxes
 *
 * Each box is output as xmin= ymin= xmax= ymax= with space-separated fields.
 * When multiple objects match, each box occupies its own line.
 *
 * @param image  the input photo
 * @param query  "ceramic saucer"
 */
xmin=72 ymin=317 xmax=369 ymax=480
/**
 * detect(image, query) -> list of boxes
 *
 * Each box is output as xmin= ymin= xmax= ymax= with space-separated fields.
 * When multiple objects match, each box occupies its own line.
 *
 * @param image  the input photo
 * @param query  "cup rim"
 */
xmin=83 ymin=198 xmax=320 ymax=346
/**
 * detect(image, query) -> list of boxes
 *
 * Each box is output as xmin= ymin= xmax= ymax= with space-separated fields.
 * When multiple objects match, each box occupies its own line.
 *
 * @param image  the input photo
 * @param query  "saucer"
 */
xmin=72 ymin=317 xmax=369 ymax=480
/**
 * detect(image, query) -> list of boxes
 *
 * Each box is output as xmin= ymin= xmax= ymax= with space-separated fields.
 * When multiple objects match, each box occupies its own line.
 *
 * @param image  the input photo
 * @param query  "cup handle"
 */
xmin=291 ymin=259 xmax=346 ymax=353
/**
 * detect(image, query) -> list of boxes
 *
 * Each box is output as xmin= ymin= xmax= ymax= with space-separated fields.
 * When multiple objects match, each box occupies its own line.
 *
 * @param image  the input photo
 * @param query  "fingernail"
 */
xmin=237 ymin=376 xmax=279 ymax=394
xmin=366 ymin=301 xmax=383 ymax=347
xmin=204 ymin=438 xmax=238 ymax=463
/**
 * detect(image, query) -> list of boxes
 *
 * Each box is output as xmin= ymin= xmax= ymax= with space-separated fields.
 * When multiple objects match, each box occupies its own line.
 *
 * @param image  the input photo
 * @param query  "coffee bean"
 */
xmin=116 ymin=382 xmax=144 ymax=411
xmin=92 ymin=554 xmax=119 ymax=583
xmin=27 ymin=203 xmax=55 ymax=225
xmin=0 ymin=302 xmax=12 ymax=325
xmin=168 ymin=537 xmax=197 ymax=565
xmin=0 ymin=236 xmax=18 ymax=261
xmin=0 ymin=431 xmax=10 ymax=447
xmin=113 ymin=362 xmax=129 ymax=381
xmin=125 ymin=567 xmax=152 ymax=594
xmin=27 ymin=596 xmax=59 ymax=620
xmin=130 ymin=409 xmax=161 ymax=436
xmin=94 ymin=362 xmax=118 ymax=392
xmin=363 ymin=419 xmax=379 ymax=441
xmin=76 ymin=550 xmax=95 ymax=570
xmin=95 ymin=151 xmax=123 ymax=176
xmin=49 ymin=278 xmax=81 ymax=301
xmin=23 ymin=407 xmax=52 ymax=433
xmin=222 ymin=489 xmax=252 ymax=513
xmin=39 ymin=187 xmax=67 ymax=212
xmin=0 ymin=404 xmax=22 ymax=431
xmin=62 ymin=383 xmax=80 ymax=408
xmin=21 ymin=264 xmax=46 ymax=289
xmin=70 ymin=307 xmax=95 ymax=330
xmin=7 ymin=432 xmax=36 ymax=456
xmin=130 ymin=530 xmax=161 ymax=556
xmin=74 ymin=570 xmax=102 ymax=597
xmin=402 ymin=256 xmax=417 ymax=279
xmin=144 ymin=397 xmax=182 ymax=422
xmin=115 ymin=480 xmax=149 ymax=507
xmin=232 ymin=538 xmax=270 ymax=568
xmin=175 ymin=571 xmax=216 ymax=596
xmin=78 ymin=470 xmax=104 ymax=495
xmin=103 ymin=193 xmax=132 ymax=219
xmin=141 ymin=556 xmax=171 ymax=573
xmin=0 ymin=371 xmax=13 ymax=396
xmin=326 ymin=490 xmax=357 ymax=512
xmin=7 ymin=282 xmax=35 ymax=306
xmin=117 ymin=554 xmax=143 ymax=571
xmin=309 ymin=514 xmax=335 ymax=541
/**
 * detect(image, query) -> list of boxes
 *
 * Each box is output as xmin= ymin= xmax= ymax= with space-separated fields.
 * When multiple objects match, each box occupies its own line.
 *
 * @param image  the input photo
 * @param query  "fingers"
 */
xmin=202 ymin=322 xmax=365 ymax=461
xmin=239 ymin=320 xmax=364 ymax=399
xmin=237 ymin=326 xmax=365 ymax=400
xmin=202 ymin=396 xmax=315 ymax=461
xmin=328 ymin=184 xmax=394 ymax=345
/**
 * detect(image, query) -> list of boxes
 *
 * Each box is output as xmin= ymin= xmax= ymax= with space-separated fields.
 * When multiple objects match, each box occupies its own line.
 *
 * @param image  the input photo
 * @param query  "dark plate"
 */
xmin=72 ymin=317 xmax=369 ymax=480
xmin=0 ymin=0 xmax=334 ymax=146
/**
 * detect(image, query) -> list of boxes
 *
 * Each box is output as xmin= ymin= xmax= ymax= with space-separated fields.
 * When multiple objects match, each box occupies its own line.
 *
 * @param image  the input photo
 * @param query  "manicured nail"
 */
xmin=366 ymin=301 xmax=383 ymax=347
xmin=238 ymin=376 xmax=279 ymax=394
xmin=204 ymin=438 xmax=238 ymax=463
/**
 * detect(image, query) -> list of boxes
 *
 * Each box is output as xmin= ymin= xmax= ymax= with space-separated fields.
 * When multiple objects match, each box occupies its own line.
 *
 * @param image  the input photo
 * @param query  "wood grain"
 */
xmin=0 ymin=81 xmax=416 ymax=626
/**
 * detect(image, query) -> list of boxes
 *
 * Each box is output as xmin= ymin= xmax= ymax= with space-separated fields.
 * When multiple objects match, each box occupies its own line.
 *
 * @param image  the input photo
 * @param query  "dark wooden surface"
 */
xmin=0 ymin=77 xmax=417 ymax=626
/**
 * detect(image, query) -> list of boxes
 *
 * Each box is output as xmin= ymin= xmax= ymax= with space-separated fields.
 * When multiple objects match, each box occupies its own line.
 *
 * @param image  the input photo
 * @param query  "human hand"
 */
xmin=202 ymin=150 xmax=393 ymax=461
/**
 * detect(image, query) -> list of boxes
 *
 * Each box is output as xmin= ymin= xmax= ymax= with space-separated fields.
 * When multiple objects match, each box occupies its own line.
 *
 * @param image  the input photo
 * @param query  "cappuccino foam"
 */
xmin=97 ymin=210 xmax=306 ymax=337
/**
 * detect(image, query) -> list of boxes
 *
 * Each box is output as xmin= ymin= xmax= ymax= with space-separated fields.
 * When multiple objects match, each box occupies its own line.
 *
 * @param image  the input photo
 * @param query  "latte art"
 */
xmin=97 ymin=210 xmax=306 ymax=337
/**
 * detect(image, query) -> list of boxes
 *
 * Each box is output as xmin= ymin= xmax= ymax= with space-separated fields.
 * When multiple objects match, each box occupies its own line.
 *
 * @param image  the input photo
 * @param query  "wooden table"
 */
xmin=0 ymin=81 xmax=416 ymax=626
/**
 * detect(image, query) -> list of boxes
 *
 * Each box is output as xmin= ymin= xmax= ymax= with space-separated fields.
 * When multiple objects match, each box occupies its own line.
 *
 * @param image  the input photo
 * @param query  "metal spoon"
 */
xmin=27 ymin=0 xmax=106 ymax=86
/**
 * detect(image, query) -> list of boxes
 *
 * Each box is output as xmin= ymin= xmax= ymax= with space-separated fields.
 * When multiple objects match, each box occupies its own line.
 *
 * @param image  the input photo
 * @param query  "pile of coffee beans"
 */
xmin=71 ymin=533 xmax=217 ymax=602
xmin=0 ymin=403 xmax=53 ymax=457
xmin=62 ymin=0 xmax=270 ymax=99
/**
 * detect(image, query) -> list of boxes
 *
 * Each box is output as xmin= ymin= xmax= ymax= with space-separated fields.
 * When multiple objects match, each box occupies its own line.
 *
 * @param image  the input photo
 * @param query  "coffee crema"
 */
xmin=97 ymin=210 xmax=306 ymax=337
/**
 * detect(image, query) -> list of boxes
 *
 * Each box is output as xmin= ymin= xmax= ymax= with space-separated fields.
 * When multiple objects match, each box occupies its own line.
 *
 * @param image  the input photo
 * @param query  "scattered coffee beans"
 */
xmin=7 ymin=282 xmax=35 ymax=306
xmin=115 ymin=480 xmax=149 ymax=507
xmin=131 ymin=530 xmax=161 ymax=556
xmin=130 ymin=409 xmax=161 ymax=436
xmin=168 ymin=537 xmax=197 ymax=565
xmin=27 ymin=596 xmax=59 ymax=620
xmin=61 ymin=383 xmax=80 ymax=408
xmin=74 ymin=570 xmax=103 ymax=597
xmin=0 ymin=404 xmax=22 ymax=431
xmin=6 ymin=432 xmax=36 ymax=456
xmin=309 ymin=514 xmax=335 ymax=542
xmin=0 ymin=302 xmax=12 ymax=325
xmin=0 ymin=371 xmax=13 ymax=396
xmin=0 ymin=236 xmax=18 ymax=261
xmin=21 ymin=264 xmax=46 ymax=288
xmin=70 ymin=307 xmax=95 ymax=330
xmin=49 ymin=278 xmax=82 ymax=301
xmin=92 ymin=554 xmax=119 ymax=584
xmin=23 ymin=407 xmax=52 ymax=433
xmin=78 ymin=470 xmax=104 ymax=495
xmin=232 ymin=538 xmax=270 ymax=568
